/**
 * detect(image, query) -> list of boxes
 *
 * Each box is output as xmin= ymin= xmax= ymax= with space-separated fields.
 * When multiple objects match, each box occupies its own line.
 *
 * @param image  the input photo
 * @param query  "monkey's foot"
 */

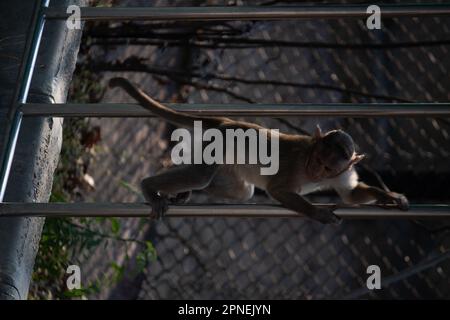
xmin=149 ymin=196 xmax=169 ymax=220
xmin=170 ymin=191 xmax=191 ymax=204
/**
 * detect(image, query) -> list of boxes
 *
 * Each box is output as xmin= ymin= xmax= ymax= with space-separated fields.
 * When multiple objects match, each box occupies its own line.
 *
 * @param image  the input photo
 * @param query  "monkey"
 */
xmin=109 ymin=77 xmax=409 ymax=224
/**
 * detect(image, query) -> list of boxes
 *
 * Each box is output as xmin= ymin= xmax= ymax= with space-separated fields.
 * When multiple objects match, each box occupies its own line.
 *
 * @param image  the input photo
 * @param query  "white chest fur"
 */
xmin=300 ymin=168 xmax=359 ymax=195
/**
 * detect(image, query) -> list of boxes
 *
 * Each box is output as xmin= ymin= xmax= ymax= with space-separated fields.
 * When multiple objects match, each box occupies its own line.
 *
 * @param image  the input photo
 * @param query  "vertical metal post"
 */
xmin=0 ymin=0 xmax=50 ymax=201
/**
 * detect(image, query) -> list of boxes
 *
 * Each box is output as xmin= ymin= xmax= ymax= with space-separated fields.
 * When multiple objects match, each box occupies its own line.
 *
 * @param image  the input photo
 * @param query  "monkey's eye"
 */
xmin=324 ymin=165 xmax=332 ymax=172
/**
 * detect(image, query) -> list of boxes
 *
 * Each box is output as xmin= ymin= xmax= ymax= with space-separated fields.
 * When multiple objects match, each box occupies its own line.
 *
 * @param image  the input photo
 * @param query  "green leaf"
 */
xmin=110 ymin=218 xmax=120 ymax=235
xmin=146 ymin=241 xmax=158 ymax=261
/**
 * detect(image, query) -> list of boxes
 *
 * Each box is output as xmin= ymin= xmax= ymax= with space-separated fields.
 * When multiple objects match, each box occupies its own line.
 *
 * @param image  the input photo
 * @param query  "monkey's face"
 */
xmin=307 ymin=143 xmax=352 ymax=180
xmin=307 ymin=130 xmax=359 ymax=181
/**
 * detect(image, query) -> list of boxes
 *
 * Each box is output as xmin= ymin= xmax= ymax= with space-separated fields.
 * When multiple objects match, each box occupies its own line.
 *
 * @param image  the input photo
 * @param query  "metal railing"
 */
xmin=43 ymin=4 xmax=450 ymax=21
xmin=1 ymin=2 xmax=450 ymax=219
xmin=0 ymin=0 xmax=49 ymax=201
xmin=0 ymin=203 xmax=449 ymax=219
xmin=20 ymin=102 xmax=450 ymax=117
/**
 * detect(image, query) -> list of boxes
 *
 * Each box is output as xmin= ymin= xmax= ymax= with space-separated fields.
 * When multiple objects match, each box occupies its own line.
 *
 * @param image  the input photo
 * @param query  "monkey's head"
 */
xmin=307 ymin=126 xmax=365 ymax=180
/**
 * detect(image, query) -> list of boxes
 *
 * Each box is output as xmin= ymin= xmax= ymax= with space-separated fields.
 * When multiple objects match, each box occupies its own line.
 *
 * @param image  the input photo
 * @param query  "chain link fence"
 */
xmin=75 ymin=0 xmax=450 ymax=299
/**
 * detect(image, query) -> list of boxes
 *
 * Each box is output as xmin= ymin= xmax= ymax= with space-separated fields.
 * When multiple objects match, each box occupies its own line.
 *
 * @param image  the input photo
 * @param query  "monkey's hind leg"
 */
xmin=141 ymin=164 xmax=219 ymax=219
xmin=170 ymin=191 xmax=191 ymax=204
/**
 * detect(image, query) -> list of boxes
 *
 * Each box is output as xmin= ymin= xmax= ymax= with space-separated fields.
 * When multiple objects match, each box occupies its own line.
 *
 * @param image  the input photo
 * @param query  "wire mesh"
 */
xmin=68 ymin=0 xmax=450 ymax=299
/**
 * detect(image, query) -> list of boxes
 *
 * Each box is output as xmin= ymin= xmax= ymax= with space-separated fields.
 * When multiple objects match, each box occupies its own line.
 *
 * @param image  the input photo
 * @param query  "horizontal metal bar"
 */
xmin=0 ymin=203 xmax=449 ymax=219
xmin=44 ymin=5 xmax=450 ymax=21
xmin=21 ymin=103 xmax=450 ymax=117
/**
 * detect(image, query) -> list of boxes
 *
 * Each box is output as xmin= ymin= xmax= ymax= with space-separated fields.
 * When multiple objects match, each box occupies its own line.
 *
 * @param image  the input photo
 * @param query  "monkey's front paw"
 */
xmin=315 ymin=208 xmax=342 ymax=225
xmin=388 ymin=192 xmax=409 ymax=211
xmin=149 ymin=195 xmax=169 ymax=220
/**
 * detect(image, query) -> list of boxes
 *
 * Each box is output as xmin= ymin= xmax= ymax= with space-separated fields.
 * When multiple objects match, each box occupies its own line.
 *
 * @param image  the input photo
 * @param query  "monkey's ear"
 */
xmin=314 ymin=125 xmax=324 ymax=139
xmin=350 ymin=153 xmax=365 ymax=166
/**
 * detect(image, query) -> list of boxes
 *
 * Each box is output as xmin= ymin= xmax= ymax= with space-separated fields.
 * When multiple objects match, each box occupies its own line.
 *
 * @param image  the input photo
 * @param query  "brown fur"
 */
xmin=110 ymin=77 xmax=409 ymax=224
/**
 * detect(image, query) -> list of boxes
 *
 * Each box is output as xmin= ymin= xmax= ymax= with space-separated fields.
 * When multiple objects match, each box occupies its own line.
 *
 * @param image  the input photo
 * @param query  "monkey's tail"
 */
xmin=108 ymin=77 xmax=227 ymax=128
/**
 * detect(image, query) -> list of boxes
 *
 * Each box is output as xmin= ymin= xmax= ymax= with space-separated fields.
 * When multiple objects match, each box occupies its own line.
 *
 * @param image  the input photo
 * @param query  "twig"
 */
xmin=90 ymin=59 xmax=411 ymax=102
xmin=275 ymin=118 xmax=310 ymax=135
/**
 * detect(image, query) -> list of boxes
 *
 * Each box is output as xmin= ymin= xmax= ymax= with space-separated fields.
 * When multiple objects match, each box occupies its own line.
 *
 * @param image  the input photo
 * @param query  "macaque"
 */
xmin=109 ymin=77 xmax=409 ymax=224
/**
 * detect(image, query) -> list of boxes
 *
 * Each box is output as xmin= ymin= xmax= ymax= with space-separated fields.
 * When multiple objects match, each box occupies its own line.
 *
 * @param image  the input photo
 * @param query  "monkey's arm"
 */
xmin=332 ymin=169 xmax=409 ymax=210
xmin=267 ymin=187 xmax=341 ymax=224
xmin=338 ymin=182 xmax=409 ymax=210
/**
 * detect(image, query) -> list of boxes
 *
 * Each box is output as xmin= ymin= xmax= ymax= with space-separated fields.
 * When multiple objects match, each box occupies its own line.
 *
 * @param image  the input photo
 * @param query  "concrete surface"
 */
xmin=0 ymin=0 xmax=84 ymax=299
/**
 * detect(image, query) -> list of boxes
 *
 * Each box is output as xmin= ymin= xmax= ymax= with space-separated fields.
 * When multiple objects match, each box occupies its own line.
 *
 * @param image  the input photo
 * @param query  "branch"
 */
xmin=92 ymin=38 xmax=450 ymax=50
xmin=84 ymin=21 xmax=247 ymax=39
xmin=89 ymin=58 xmax=411 ymax=102
xmin=153 ymin=74 xmax=254 ymax=103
